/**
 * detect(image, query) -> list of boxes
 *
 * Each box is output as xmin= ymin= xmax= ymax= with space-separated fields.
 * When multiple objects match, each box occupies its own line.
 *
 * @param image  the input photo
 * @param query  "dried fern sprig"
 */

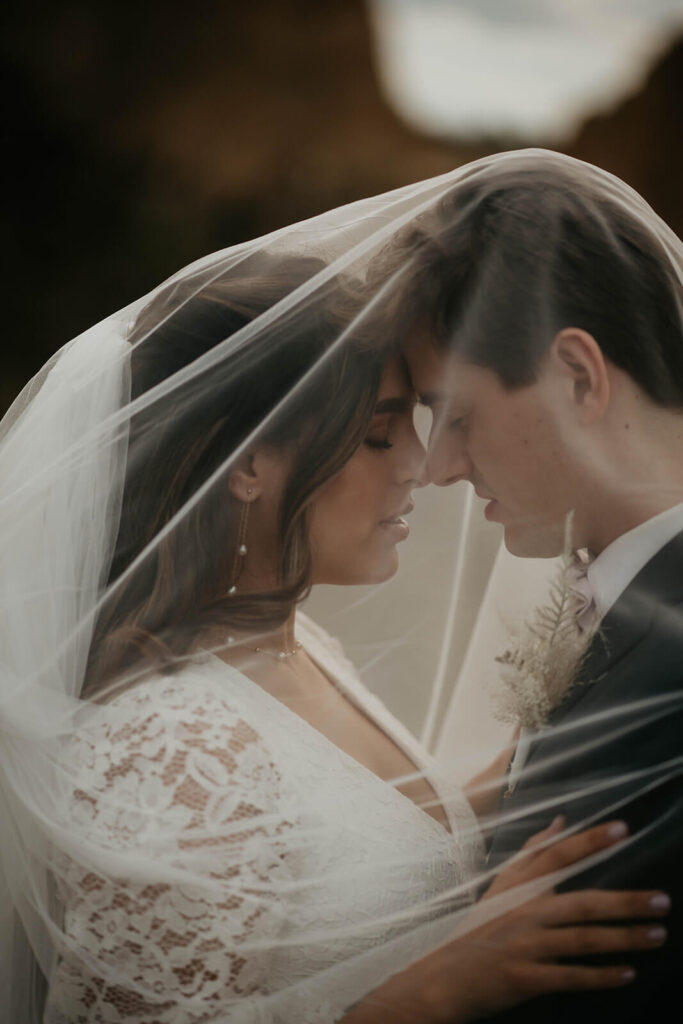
xmin=492 ymin=516 xmax=596 ymax=730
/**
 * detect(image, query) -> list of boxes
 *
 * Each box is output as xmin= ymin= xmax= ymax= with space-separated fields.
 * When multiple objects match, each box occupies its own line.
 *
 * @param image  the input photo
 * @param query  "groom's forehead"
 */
xmin=403 ymin=337 xmax=470 ymax=402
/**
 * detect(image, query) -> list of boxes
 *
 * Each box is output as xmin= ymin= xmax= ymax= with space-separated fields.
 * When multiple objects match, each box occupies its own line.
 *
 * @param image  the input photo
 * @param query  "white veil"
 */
xmin=0 ymin=320 xmax=131 ymax=1020
xmin=1 ymin=149 xmax=682 ymax=1022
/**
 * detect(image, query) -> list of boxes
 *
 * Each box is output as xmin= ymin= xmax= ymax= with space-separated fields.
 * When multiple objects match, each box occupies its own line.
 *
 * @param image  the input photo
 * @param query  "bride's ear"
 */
xmin=229 ymin=447 xmax=291 ymax=505
xmin=227 ymin=453 xmax=261 ymax=502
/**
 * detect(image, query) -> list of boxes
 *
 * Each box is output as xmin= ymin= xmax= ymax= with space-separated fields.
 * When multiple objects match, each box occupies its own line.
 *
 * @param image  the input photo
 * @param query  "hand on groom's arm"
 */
xmin=465 ymin=726 xmax=520 ymax=821
xmin=488 ymin=699 xmax=683 ymax=1023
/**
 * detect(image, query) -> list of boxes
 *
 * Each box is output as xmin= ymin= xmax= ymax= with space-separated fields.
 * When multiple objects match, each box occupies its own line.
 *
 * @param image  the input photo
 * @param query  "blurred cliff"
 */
xmin=3 ymin=0 xmax=683 ymax=409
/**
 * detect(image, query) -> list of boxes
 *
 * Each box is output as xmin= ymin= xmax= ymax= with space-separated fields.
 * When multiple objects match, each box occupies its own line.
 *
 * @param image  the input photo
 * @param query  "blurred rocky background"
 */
xmin=3 ymin=0 xmax=683 ymax=411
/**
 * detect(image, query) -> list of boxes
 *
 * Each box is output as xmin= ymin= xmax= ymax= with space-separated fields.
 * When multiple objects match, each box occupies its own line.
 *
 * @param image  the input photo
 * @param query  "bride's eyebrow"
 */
xmin=373 ymin=396 xmax=412 ymax=415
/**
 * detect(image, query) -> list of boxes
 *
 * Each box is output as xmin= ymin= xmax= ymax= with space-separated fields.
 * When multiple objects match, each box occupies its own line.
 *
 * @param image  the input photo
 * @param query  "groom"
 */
xmin=403 ymin=157 xmax=683 ymax=1021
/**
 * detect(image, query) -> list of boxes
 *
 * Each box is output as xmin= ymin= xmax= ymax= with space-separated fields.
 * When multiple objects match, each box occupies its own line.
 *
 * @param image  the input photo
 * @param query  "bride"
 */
xmin=0 ymin=159 xmax=670 ymax=1024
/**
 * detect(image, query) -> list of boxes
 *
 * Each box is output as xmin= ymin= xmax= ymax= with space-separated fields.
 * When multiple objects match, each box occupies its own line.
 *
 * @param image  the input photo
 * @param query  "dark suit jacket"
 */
xmin=487 ymin=531 xmax=683 ymax=1023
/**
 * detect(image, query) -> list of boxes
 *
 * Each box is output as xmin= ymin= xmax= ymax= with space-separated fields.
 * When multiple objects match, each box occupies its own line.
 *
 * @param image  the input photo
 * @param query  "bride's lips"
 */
xmin=379 ymin=502 xmax=414 ymax=540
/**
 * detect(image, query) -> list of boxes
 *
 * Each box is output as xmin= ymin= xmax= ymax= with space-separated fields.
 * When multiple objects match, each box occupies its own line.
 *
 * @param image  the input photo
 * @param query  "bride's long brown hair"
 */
xmin=83 ymin=253 xmax=383 ymax=698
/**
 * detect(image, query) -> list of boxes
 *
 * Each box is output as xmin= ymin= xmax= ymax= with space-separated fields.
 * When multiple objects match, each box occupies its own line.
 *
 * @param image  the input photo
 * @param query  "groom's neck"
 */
xmin=579 ymin=404 xmax=683 ymax=553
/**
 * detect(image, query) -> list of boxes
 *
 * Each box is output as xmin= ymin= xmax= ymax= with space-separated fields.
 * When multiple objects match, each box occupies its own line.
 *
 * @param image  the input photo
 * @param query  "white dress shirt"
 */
xmin=586 ymin=500 xmax=683 ymax=621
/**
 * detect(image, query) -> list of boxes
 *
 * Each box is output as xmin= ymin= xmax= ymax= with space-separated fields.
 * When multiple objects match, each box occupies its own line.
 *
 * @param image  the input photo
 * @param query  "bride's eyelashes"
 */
xmin=364 ymin=411 xmax=396 ymax=450
xmin=364 ymin=435 xmax=393 ymax=451
xmin=364 ymin=392 xmax=417 ymax=451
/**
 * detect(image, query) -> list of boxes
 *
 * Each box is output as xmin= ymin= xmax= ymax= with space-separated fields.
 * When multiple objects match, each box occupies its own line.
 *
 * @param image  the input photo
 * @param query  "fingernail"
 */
xmin=650 ymin=893 xmax=671 ymax=912
xmin=608 ymin=822 xmax=628 ymax=840
xmin=648 ymin=926 xmax=667 ymax=943
xmin=551 ymin=814 xmax=565 ymax=828
xmin=621 ymin=968 xmax=636 ymax=983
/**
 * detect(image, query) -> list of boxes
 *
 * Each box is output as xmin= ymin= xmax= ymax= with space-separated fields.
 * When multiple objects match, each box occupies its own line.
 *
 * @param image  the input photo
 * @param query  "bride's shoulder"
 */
xmin=94 ymin=659 xmax=249 ymax=724
xmin=61 ymin=660 xmax=289 ymax=847
xmin=70 ymin=659 xmax=280 ymax=785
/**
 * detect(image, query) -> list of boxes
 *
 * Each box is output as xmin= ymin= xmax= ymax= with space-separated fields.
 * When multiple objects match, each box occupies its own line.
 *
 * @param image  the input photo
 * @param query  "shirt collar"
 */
xmin=586 ymin=501 xmax=683 ymax=620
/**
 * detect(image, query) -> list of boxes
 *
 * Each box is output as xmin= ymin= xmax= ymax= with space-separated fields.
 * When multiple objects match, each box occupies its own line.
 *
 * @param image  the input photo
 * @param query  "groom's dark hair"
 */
xmin=390 ymin=157 xmax=683 ymax=405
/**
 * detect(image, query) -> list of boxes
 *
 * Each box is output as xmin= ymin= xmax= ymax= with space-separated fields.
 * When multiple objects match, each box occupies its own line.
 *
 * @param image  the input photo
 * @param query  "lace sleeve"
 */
xmin=46 ymin=673 xmax=304 ymax=1024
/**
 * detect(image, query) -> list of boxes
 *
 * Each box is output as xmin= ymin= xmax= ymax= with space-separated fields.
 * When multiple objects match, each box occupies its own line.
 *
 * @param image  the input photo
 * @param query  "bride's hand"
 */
xmin=483 ymin=815 xmax=622 ymax=899
xmin=342 ymin=820 xmax=670 ymax=1023
xmin=428 ymin=819 xmax=669 ymax=1022
xmin=417 ymin=884 xmax=668 ymax=1023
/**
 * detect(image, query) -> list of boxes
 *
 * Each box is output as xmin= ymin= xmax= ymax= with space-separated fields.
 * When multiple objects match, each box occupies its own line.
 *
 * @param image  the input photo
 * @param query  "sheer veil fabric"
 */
xmin=1 ymin=149 xmax=683 ymax=1021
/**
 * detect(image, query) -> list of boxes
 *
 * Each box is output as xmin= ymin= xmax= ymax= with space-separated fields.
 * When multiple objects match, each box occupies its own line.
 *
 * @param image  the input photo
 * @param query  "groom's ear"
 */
xmin=551 ymin=328 xmax=609 ymax=423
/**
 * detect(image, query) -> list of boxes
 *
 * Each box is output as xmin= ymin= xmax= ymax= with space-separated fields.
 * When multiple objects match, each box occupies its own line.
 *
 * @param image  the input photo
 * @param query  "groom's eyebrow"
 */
xmin=416 ymin=390 xmax=447 ymax=407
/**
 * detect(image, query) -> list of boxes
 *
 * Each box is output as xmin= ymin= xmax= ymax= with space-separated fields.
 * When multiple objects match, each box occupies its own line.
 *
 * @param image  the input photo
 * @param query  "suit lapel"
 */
xmin=586 ymin=529 xmax=683 ymax=669
xmin=493 ymin=529 xmax=683 ymax=854
xmin=531 ymin=529 xmax=683 ymax=748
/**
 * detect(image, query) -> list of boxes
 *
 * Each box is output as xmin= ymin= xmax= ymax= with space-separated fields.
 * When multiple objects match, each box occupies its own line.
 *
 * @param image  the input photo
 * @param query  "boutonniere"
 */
xmin=493 ymin=544 xmax=597 ymax=730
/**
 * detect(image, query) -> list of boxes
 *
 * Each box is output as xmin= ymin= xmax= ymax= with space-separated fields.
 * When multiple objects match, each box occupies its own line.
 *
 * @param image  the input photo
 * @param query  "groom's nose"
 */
xmin=398 ymin=428 xmax=430 ymax=489
xmin=426 ymin=431 xmax=472 ymax=487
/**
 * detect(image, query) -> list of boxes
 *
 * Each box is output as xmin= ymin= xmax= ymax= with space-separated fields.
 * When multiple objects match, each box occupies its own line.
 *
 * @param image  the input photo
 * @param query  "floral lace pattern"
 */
xmin=45 ymin=621 xmax=482 ymax=1023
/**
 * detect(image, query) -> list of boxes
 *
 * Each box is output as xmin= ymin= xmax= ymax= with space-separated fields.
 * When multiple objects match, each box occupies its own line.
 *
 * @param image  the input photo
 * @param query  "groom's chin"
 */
xmin=502 ymin=522 xmax=565 ymax=560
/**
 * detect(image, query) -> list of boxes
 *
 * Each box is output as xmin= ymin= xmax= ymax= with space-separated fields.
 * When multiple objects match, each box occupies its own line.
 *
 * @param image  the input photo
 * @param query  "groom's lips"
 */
xmin=484 ymin=499 xmax=499 ymax=521
xmin=474 ymin=488 xmax=500 ymax=522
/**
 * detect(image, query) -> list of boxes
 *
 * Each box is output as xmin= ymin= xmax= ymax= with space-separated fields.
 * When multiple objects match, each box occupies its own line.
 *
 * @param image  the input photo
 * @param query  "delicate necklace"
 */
xmin=243 ymin=640 xmax=304 ymax=661
xmin=222 ymin=631 xmax=303 ymax=662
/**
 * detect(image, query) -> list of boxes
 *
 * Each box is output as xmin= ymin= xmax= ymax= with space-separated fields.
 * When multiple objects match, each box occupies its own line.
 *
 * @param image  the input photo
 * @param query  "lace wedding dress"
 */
xmin=44 ymin=614 xmax=483 ymax=1023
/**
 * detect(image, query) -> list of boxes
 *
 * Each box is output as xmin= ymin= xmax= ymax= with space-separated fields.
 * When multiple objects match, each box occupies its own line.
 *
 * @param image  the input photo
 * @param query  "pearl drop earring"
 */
xmin=228 ymin=489 xmax=252 ymax=595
